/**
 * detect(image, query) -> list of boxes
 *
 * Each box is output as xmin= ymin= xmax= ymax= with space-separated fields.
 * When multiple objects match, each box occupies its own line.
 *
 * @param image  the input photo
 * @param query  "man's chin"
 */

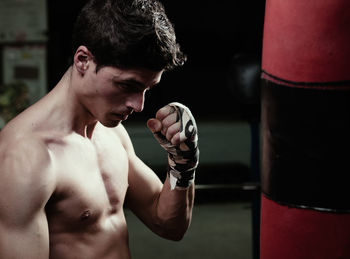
xmin=99 ymin=119 xmax=122 ymax=128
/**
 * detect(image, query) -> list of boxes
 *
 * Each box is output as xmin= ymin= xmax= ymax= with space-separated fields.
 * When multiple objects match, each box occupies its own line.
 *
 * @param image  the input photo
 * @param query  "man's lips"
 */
xmin=111 ymin=113 xmax=129 ymax=120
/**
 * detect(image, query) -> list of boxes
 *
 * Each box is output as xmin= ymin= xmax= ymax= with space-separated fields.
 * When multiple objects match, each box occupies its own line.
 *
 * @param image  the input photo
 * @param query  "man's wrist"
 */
xmin=167 ymin=165 xmax=196 ymax=190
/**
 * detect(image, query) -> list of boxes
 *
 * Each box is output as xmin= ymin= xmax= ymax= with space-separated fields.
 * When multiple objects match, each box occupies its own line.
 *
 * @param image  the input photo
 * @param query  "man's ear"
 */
xmin=73 ymin=46 xmax=94 ymax=75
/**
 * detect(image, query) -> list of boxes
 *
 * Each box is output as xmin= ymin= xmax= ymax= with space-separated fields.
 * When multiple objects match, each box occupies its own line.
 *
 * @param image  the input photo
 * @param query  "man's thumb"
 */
xmin=147 ymin=118 xmax=162 ymax=133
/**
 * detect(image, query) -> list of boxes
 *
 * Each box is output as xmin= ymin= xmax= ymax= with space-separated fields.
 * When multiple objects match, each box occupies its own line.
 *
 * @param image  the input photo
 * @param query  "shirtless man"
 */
xmin=0 ymin=0 xmax=199 ymax=258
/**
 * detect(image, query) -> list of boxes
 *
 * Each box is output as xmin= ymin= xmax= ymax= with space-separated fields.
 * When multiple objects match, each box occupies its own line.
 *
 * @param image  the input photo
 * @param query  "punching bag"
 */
xmin=260 ymin=1 xmax=350 ymax=258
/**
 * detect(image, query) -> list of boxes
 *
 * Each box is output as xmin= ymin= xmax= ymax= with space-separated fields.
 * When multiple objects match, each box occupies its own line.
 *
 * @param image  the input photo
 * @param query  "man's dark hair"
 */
xmin=72 ymin=0 xmax=186 ymax=71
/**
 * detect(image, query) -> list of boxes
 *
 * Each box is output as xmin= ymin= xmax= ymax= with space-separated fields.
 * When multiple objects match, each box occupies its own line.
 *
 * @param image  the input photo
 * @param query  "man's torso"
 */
xmin=43 ymin=123 xmax=131 ymax=259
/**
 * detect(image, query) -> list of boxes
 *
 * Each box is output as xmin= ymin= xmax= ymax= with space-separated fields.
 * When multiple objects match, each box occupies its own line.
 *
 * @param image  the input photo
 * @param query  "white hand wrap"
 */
xmin=153 ymin=102 xmax=199 ymax=190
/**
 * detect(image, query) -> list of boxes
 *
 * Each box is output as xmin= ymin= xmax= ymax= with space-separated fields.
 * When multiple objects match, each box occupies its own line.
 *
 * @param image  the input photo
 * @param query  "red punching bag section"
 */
xmin=260 ymin=1 xmax=350 ymax=258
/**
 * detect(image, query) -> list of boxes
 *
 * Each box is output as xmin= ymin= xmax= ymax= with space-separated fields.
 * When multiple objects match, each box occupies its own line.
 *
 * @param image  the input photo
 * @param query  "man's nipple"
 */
xmin=80 ymin=209 xmax=92 ymax=221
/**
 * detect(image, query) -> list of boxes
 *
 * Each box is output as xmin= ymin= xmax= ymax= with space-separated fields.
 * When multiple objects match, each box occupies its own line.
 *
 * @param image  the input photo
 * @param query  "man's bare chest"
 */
xmin=45 ymin=130 xmax=129 ymax=231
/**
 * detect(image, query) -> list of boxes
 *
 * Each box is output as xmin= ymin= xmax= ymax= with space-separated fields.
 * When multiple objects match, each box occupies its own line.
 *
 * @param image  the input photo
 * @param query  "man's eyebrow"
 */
xmin=119 ymin=78 xmax=159 ymax=89
xmin=118 ymin=78 xmax=144 ymax=87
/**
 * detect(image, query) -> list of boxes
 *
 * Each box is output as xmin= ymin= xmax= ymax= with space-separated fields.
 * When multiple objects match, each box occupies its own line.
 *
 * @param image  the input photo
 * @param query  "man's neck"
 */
xmin=45 ymin=67 xmax=98 ymax=138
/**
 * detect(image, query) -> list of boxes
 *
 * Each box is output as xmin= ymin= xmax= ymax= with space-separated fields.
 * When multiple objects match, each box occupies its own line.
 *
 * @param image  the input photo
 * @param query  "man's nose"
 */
xmin=126 ymin=90 xmax=146 ymax=113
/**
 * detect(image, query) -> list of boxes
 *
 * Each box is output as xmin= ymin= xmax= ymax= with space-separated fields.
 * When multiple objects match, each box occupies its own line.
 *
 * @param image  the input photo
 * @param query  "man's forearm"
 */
xmin=155 ymin=175 xmax=194 ymax=241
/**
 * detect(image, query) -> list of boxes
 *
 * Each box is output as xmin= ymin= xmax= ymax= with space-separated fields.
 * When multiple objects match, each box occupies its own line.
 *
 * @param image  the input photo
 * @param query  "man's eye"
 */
xmin=115 ymin=83 xmax=131 ymax=90
xmin=116 ymin=83 xmax=128 ymax=88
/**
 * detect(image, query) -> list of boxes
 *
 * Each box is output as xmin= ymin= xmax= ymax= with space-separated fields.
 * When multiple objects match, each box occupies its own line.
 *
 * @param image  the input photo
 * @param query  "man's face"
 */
xmin=83 ymin=65 xmax=163 ymax=127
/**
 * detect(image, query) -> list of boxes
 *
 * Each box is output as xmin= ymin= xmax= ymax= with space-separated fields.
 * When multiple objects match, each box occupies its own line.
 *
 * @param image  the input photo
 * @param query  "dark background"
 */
xmin=47 ymin=0 xmax=266 ymax=122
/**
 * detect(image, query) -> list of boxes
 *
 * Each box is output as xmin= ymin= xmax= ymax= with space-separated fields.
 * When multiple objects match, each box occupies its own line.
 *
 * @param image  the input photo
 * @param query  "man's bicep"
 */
xmin=126 ymin=153 xmax=163 ymax=224
xmin=116 ymin=124 xmax=162 ymax=209
xmin=0 ymin=141 xmax=53 ymax=258
xmin=126 ymin=153 xmax=162 ymax=208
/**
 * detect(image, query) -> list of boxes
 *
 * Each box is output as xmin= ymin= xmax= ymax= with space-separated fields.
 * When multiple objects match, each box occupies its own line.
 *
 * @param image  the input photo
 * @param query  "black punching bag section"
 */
xmin=260 ymin=0 xmax=350 ymax=259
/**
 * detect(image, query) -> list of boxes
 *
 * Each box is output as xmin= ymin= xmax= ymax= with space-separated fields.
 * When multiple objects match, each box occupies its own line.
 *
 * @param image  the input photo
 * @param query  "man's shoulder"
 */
xmin=0 ymin=125 xmax=50 ymax=149
xmin=0 ymin=130 xmax=53 ymax=178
